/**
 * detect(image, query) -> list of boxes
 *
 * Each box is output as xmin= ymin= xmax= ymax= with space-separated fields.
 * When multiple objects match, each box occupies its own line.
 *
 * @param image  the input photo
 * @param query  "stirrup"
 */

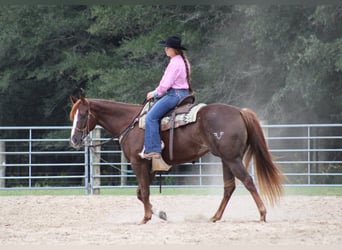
xmin=138 ymin=141 xmax=165 ymax=160
xmin=139 ymin=151 xmax=159 ymax=160
xmin=152 ymin=154 xmax=172 ymax=172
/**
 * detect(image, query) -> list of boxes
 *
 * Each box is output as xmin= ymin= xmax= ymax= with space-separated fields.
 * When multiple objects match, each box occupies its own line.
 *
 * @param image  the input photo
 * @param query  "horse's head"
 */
xmin=69 ymin=96 xmax=97 ymax=149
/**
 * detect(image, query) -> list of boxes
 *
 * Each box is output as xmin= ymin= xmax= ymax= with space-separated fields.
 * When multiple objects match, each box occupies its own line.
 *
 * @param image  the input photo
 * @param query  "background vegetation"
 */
xmin=0 ymin=5 xmax=341 ymax=127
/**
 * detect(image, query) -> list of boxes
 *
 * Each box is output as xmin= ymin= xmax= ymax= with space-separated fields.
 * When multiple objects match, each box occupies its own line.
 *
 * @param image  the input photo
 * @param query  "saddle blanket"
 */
xmin=139 ymin=103 xmax=207 ymax=131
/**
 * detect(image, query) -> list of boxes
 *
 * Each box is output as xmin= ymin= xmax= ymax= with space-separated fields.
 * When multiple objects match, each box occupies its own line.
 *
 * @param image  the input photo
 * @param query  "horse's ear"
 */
xmin=80 ymin=96 xmax=87 ymax=104
xmin=70 ymin=96 xmax=78 ymax=104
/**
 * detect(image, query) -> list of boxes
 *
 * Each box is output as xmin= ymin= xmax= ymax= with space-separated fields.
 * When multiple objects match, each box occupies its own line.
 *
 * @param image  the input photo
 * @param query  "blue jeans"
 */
xmin=144 ymin=88 xmax=190 ymax=153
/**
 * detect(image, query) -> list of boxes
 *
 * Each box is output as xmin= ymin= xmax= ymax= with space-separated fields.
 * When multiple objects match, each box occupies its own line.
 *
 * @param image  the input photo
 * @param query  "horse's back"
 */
xmin=197 ymin=103 xmax=243 ymax=128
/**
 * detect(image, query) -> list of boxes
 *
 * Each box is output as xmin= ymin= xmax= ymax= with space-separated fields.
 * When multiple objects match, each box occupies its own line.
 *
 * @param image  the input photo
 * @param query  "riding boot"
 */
xmin=151 ymin=153 xmax=172 ymax=172
xmin=138 ymin=141 xmax=165 ymax=160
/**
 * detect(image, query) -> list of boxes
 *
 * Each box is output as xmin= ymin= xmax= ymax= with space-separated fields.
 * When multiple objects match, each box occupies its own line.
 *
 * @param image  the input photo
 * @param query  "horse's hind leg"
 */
xmin=228 ymin=158 xmax=267 ymax=222
xmin=210 ymin=161 xmax=236 ymax=222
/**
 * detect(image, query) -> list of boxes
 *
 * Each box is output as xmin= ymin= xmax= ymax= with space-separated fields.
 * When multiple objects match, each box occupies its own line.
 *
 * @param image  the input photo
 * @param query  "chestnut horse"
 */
xmin=69 ymin=96 xmax=284 ymax=224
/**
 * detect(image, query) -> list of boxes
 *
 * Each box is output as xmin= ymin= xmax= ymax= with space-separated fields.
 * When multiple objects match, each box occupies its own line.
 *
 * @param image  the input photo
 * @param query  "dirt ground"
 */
xmin=0 ymin=194 xmax=341 ymax=247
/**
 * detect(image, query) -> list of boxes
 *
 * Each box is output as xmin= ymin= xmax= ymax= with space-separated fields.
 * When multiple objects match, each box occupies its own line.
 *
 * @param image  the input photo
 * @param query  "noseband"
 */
xmin=75 ymin=100 xmax=95 ymax=140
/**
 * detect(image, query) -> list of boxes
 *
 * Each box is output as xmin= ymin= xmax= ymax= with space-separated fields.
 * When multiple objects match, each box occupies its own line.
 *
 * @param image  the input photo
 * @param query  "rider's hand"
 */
xmin=147 ymin=91 xmax=157 ymax=100
xmin=147 ymin=91 xmax=153 ymax=100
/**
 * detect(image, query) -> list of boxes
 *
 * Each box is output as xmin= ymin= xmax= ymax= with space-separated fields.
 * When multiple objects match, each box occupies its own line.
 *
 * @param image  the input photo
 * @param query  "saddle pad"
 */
xmin=139 ymin=103 xmax=207 ymax=131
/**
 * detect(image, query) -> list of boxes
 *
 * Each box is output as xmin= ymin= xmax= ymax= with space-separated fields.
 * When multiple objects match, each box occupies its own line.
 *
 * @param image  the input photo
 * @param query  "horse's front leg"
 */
xmin=136 ymin=185 xmax=153 ymax=224
xmin=136 ymin=185 xmax=168 ymax=223
xmin=133 ymin=161 xmax=157 ymax=224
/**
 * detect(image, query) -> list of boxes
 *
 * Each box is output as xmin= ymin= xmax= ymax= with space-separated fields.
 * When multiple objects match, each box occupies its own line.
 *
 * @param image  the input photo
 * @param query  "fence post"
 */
xmin=121 ymin=152 xmax=127 ymax=186
xmin=85 ymin=145 xmax=90 ymax=195
xmin=92 ymin=128 xmax=101 ymax=194
xmin=307 ymin=126 xmax=311 ymax=185
xmin=0 ymin=141 xmax=6 ymax=188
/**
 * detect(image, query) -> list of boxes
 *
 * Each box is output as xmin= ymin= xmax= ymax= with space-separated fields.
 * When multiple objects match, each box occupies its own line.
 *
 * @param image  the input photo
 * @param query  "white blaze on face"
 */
xmin=71 ymin=109 xmax=79 ymax=139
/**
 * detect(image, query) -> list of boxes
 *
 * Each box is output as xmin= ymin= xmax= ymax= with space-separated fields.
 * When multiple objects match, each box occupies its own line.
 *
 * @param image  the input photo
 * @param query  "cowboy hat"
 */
xmin=159 ymin=35 xmax=187 ymax=50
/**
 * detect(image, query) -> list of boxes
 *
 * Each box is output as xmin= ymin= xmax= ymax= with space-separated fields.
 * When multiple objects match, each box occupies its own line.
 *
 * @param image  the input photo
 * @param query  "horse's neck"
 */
xmin=91 ymin=100 xmax=140 ymax=136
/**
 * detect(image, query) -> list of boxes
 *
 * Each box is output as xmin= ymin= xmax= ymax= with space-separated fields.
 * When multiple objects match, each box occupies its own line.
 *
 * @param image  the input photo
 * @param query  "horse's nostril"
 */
xmin=70 ymin=136 xmax=80 ymax=148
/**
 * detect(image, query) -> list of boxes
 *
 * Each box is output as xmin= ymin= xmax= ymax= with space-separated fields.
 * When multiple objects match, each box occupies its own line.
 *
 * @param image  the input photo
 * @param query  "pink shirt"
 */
xmin=155 ymin=55 xmax=190 ymax=96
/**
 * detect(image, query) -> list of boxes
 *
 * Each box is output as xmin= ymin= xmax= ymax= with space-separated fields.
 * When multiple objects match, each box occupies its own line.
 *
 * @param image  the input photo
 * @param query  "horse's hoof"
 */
xmin=138 ymin=220 xmax=147 ymax=225
xmin=260 ymin=211 xmax=267 ymax=222
xmin=138 ymin=217 xmax=151 ymax=225
xmin=158 ymin=210 xmax=167 ymax=221
xmin=210 ymin=217 xmax=218 ymax=223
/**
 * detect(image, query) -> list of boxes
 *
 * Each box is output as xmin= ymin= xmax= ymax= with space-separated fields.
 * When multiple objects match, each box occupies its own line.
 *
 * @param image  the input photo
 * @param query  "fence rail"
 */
xmin=0 ymin=124 xmax=341 ymax=193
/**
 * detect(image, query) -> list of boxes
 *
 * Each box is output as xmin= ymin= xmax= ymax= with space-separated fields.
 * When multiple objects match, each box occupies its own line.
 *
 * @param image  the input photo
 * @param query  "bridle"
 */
xmin=75 ymin=113 xmax=95 ymax=137
xmin=73 ymin=99 xmax=97 ymax=146
xmin=74 ymin=98 xmax=149 ymax=148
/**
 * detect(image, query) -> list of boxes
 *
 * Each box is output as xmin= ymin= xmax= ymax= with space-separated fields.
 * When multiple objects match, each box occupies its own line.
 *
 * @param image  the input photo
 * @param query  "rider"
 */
xmin=139 ymin=35 xmax=192 ymax=168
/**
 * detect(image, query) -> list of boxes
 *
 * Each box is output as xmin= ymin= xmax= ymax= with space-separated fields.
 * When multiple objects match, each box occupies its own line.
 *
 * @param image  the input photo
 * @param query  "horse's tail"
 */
xmin=240 ymin=108 xmax=284 ymax=205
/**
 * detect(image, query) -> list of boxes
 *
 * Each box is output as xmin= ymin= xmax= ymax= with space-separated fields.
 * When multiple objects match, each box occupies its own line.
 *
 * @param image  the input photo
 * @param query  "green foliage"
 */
xmin=0 ymin=5 xmax=340 ymax=126
xmin=0 ymin=6 xmax=93 ymax=126
xmin=260 ymin=6 xmax=342 ymax=123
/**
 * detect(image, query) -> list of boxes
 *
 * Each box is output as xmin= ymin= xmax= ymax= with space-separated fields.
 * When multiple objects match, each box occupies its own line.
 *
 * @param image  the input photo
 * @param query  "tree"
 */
xmin=244 ymin=5 xmax=342 ymax=123
xmin=0 ymin=6 xmax=92 ymax=126
xmin=0 ymin=5 xmax=340 ymax=127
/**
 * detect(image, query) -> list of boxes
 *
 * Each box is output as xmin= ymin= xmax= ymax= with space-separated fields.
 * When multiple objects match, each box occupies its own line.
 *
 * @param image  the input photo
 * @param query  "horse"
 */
xmin=69 ymin=96 xmax=284 ymax=224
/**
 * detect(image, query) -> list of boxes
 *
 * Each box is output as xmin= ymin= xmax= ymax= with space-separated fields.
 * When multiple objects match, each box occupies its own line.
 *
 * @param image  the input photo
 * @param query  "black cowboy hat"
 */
xmin=159 ymin=35 xmax=187 ymax=50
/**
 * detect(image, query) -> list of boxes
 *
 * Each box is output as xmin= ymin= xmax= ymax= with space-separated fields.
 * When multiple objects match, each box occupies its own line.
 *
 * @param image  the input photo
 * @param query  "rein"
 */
xmin=116 ymin=98 xmax=149 ymax=143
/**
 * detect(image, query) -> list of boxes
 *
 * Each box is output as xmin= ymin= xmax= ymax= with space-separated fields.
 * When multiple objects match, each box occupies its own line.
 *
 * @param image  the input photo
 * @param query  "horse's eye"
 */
xmin=79 ymin=114 xmax=87 ymax=119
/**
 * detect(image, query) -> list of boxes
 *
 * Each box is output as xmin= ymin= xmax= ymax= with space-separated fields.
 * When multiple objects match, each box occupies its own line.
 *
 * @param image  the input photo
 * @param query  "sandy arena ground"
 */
xmin=0 ymin=194 xmax=341 ymax=247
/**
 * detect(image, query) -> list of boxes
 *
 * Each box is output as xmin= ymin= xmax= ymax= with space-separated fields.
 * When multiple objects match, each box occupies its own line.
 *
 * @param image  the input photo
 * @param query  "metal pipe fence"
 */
xmin=0 ymin=124 xmax=341 ymax=193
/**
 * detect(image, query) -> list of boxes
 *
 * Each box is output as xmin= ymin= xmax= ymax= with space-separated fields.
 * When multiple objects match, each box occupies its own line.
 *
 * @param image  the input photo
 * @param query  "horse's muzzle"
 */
xmin=69 ymin=135 xmax=83 ymax=149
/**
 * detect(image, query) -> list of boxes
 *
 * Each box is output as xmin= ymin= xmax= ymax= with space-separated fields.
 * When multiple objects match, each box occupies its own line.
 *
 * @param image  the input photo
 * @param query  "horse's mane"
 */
xmin=69 ymin=99 xmax=81 ymax=121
